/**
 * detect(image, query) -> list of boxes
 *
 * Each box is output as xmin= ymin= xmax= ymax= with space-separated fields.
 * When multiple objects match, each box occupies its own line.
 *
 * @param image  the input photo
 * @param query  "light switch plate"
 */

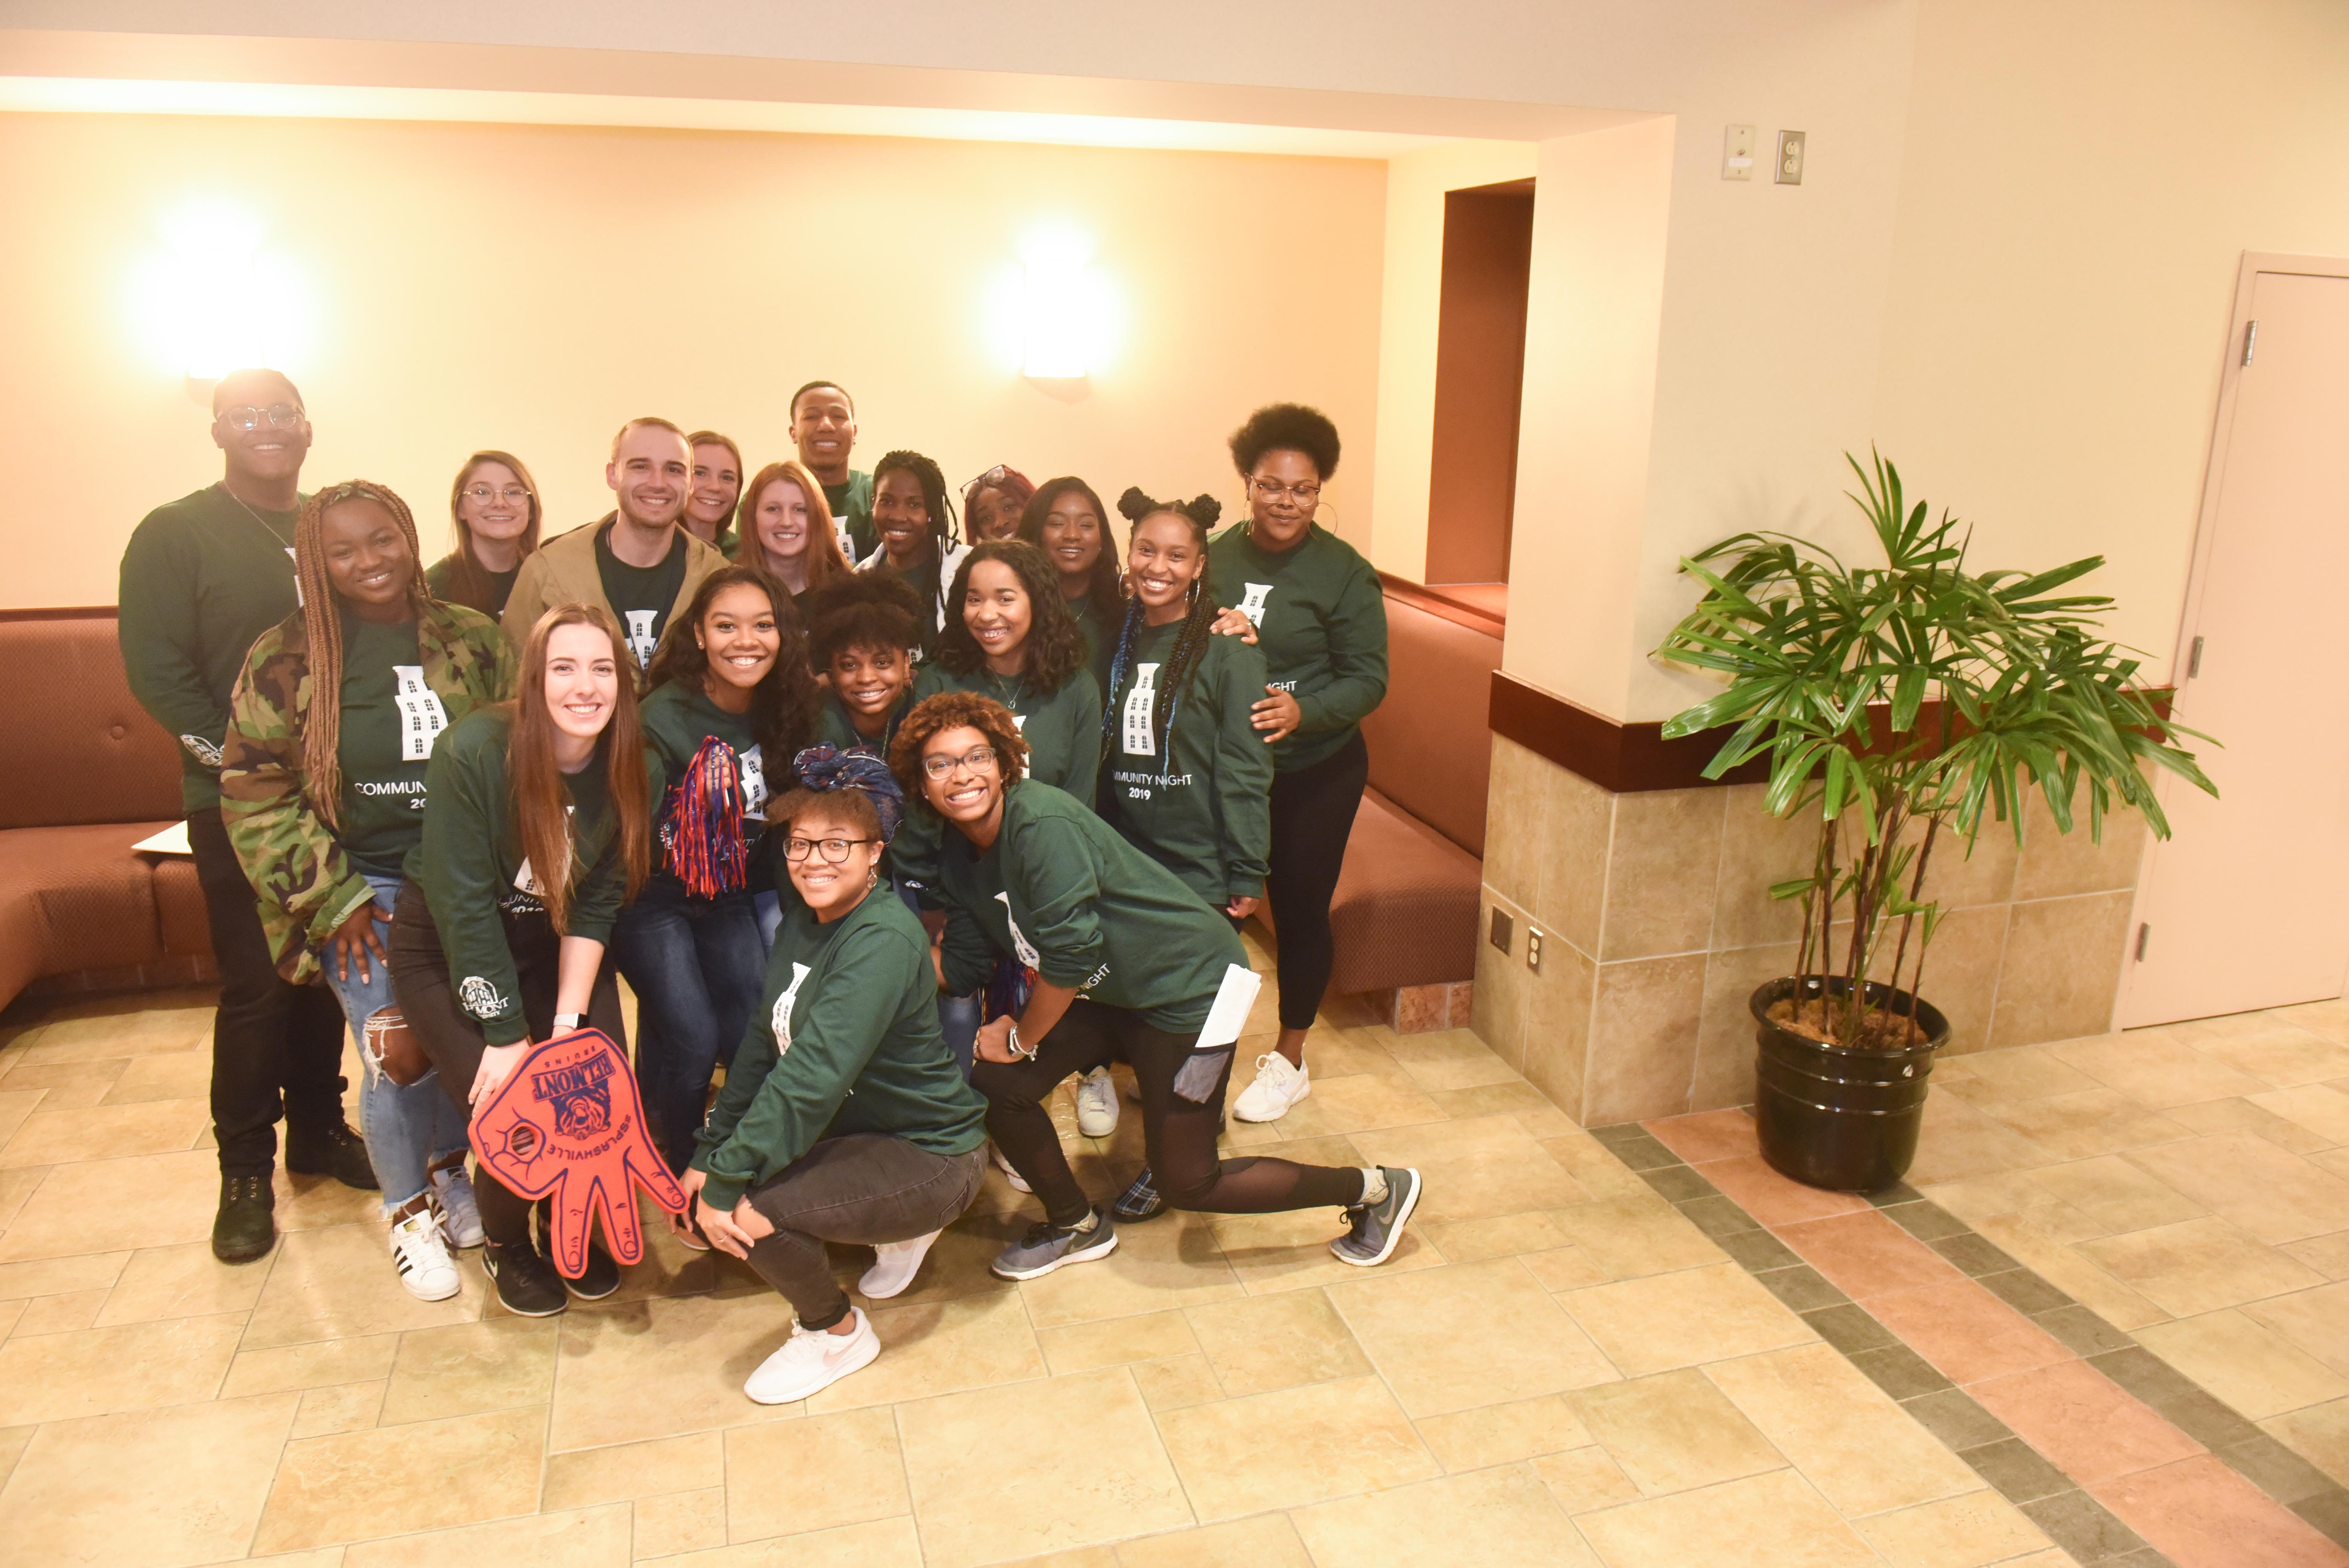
xmin=1775 ymin=129 xmax=1806 ymax=185
xmin=1722 ymin=124 xmax=1756 ymax=181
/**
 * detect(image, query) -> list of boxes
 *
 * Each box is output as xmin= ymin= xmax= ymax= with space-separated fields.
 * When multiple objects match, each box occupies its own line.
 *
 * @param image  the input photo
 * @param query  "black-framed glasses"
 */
xmin=1250 ymin=477 xmax=1321 ymax=504
xmin=920 ymin=745 xmax=998 ymax=780
xmin=783 ymin=835 xmax=877 ymax=863
xmin=219 ymin=403 xmax=304 ymax=433
xmin=462 ymin=484 xmax=532 ymax=504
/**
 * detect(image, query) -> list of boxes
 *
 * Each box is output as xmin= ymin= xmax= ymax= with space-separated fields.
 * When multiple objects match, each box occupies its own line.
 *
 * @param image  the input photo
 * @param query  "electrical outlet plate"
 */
xmin=1722 ymin=124 xmax=1756 ymax=181
xmin=1526 ymin=927 xmax=1544 ymax=975
xmin=1775 ymin=129 xmax=1806 ymax=185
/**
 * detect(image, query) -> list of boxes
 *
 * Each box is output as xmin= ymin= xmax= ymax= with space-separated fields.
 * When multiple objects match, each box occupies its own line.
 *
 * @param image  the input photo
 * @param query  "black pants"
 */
xmin=386 ymin=879 xmax=626 ymax=1247
xmin=742 ymin=1135 xmax=988 ymax=1329
xmin=972 ymin=998 xmax=1365 ymax=1229
xmin=1267 ymin=731 xmax=1369 ymax=1031
xmin=189 ymin=806 xmax=349 ymax=1177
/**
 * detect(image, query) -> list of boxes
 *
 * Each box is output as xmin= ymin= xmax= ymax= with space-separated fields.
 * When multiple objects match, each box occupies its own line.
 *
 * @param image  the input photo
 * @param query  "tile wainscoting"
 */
xmin=1469 ymin=733 xmax=2148 ymax=1126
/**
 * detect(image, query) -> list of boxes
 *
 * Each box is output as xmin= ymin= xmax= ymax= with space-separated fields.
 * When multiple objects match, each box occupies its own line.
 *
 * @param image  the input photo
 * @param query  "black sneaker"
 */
xmin=211 ymin=1174 xmax=276 ymax=1263
xmin=286 ymin=1120 xmax=380 ymax=1190
xmin=483 ymin=1239 xmax=569 ymax=1317
xmin=536 ymin=1210 xmax=621 ymax=1300
xmin=990 ymin=1207 xmax=1119 ymax=1280
xmin=1113 ymin=1165 xmax=1168 ymax=1223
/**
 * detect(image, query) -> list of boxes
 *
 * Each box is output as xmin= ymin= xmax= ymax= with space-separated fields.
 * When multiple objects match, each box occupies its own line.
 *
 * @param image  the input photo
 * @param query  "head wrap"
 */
xmin=791 ymin=743 xmax=907 ymax=845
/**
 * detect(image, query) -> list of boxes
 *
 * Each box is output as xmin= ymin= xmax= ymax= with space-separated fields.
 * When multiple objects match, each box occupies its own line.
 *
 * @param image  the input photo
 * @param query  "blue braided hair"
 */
xmin=1099 ymin=487 xmax=1223 ymax=775
xmin=789 ymin=743 xmax=907 ymax=845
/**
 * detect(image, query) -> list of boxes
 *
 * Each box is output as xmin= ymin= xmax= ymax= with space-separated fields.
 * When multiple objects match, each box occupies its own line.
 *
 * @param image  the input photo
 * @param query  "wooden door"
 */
xmin=2126 ymin=264 xmax=2349 ymax=1025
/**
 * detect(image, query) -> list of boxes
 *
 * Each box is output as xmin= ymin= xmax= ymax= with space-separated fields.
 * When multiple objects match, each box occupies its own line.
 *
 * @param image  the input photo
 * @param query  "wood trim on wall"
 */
xmin=1378 ymin=573 xmax=1505 ymax=638
xmin=0 ymin=606 xmax=118 ymax=622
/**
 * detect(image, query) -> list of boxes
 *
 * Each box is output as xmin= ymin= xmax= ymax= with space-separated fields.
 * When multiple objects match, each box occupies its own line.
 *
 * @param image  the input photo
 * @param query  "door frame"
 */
xmin=2117 ymin=251 xmax=2349 ymax=1027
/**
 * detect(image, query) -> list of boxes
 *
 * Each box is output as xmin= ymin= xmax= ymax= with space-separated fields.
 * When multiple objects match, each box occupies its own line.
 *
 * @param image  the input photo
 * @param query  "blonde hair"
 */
xmin=737 ymin=459 xmax=851 ymax=595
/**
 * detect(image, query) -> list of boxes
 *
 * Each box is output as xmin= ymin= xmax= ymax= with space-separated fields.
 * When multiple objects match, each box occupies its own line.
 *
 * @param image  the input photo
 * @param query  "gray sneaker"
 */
xmin=991 ymin=1207 xmax=1119 ymax=1280
xmin=1330 ymin=1167 xmax=1422 ymax=1267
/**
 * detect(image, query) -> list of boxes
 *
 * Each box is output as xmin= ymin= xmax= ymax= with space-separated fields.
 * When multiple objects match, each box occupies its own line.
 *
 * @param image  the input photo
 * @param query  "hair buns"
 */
xmin=1118 ymin=488 xmax=1223 ymax=530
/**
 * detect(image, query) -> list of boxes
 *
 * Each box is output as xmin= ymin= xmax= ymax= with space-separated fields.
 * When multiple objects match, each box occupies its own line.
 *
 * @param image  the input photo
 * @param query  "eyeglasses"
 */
xmin=1250 ymin=477 xmax=1322 ymax=504
xmin=462 ymin=485 xmax=533 ymax=504
xmin=920 ymin=745 xmax=999 ymax=780
xmin=783 ymin=835 xmax=877 ymax=863
xmin=219 ymin=403 xmax=305 ymax=433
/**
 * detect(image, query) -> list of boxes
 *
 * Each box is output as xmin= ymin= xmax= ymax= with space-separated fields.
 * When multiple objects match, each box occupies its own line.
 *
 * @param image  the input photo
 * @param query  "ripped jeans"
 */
xmin=323 ymin=875 xmax=471 ymax=1215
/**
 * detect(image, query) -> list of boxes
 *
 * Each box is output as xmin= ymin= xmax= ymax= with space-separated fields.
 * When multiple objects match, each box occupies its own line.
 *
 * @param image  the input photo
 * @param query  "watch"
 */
xmin=553 ymin=1012 xmax=582 ymax=1032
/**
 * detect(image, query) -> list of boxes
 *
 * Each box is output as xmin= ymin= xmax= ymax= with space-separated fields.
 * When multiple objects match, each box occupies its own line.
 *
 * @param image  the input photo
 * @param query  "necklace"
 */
xmin=222 ymin=483 xmax=296 ymax=548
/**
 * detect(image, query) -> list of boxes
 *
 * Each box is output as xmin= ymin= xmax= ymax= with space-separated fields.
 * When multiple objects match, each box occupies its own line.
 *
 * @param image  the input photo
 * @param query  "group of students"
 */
xmin=118 ymin=367 xmax=1404 ymax=1406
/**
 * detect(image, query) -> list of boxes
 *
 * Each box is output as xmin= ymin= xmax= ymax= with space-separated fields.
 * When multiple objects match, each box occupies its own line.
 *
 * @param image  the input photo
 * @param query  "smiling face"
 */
xmin=783 ymin=800 xmax=882 ymax=918
xmin=211 ymin=369 xmax=312 ymax=490
xmin=829 ymin=641 xmax=910 ymax=733
xmin=966 ymin=486 xmax=1023 ymax=543
xmin=1127 ymin=511 xmax=1205 ymax=622
xmin=790 ymin=387 xmax=856 ymax=479
xmin=1246 ymin=447 xmax=1322 ymax=550
xmin=698 ymin=583 xmax=781 ymax=697
xmin=319 ymin=496 xmax=415 ymax=617
xmin=872 ymin=469 xmax=932 ymax=565
xmin=544 ymin=622 xmax=623 ymax=744
xmin=688 ymin=443 xmax=743 ymax=535
xmin=753 ymin=477 xmax=811 ymax=563
xmin=919 ymin=723 xmax=1003 ymax=827
xmin=606 ymin=424 xmax=691 ymax=531
xmin=962 ymin=558 xmax=1033 ymax=672
xmin=1039 ymin=490 xmax=1103 ymax=590
xmin=456 ymin=459 xmax=531 ymax=546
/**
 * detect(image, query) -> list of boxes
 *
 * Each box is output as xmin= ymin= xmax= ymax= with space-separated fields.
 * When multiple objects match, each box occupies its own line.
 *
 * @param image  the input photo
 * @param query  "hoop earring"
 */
xmin=866 ymin=867 xmax=880 ymax=892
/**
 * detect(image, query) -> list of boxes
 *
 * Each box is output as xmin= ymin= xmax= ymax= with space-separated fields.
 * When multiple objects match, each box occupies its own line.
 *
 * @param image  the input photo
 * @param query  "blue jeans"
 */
xmin=753 ymin=888 xmax=784 ymax=946
xmin=325 ymin=875 xmax=470 ymax=1214
xmin=614 ymin=883 xmax=765 ymax=1174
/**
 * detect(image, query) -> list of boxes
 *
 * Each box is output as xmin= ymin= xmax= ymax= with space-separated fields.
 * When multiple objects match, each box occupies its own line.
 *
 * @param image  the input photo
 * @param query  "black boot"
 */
xmin=212 ymin=1174 xmax=276 ymax=1263
xmin=286 ymin=1119 xmax=379 ymax=1190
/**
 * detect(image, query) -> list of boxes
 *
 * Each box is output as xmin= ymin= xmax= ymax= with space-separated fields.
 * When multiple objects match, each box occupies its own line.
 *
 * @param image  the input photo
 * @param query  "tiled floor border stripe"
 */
xmin=1588 ymin=1119 xmax=2349 ymax=1568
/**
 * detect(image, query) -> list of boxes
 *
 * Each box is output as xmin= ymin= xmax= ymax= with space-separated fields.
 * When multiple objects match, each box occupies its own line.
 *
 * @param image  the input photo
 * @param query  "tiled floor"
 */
xmin=6 ymin=959 xmax=2349 ymax=1568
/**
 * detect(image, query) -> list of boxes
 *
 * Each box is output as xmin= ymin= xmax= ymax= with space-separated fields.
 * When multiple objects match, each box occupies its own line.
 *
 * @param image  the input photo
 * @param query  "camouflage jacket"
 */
xmin=221 ymin=600 xmax=516 ymax=983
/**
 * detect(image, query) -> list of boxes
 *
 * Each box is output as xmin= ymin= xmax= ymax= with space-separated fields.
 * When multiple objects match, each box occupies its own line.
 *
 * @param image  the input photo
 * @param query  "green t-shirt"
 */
xmin=1206 ymin=521 xmax=1390 ymax=773
xmin=594 ymin=524 xmax=689 ymax=669
xmin=333 ymin=610 xmax=437 ymax=878
xmin=895 ymin=661 xmax=1104 ymax=903
xmin=405 ymin=709 xmax=659 ymax=1044
xmin=692 ymin=887 xmax=987 ymax=1212
xmin=424 ymin=552 xmax=522 ymax=617
xmin=640 ymin=681 xmax=774 ymax=895
xmin=823 ymin=471 xmax=876 ymax=564
xmin=936 ymin=779 xmax=1247 ymax=1033
xmin=1100 ymin=617 xmax=1274 ymax=906
xmin=119 ymin=483 xmax=305 ymax=812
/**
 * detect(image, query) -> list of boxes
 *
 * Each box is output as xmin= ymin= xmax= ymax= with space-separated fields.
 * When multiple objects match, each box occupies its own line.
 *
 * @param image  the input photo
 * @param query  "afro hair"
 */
xmin=1228 ymin=402 xmax=1340 ymax=481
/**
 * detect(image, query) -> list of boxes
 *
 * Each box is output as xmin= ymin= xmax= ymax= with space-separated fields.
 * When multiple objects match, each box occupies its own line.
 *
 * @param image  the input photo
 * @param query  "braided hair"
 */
xmin=294 ymin=479 xmax=432 ymax=830
xmin=1101 ymin=488 xmax=1223 ymax=772
xmin=870 ymin=449 xmax=959 ymax=648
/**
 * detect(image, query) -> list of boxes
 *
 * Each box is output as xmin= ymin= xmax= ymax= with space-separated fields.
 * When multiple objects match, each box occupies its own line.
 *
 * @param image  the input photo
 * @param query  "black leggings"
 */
xmin=972 ymin=998 xmax=1365 ymax=1229
xmin=386 ymin=880 xmax=626 ymax=1248
xmin=1267 ymin=730 xmax=1369 ymax=1030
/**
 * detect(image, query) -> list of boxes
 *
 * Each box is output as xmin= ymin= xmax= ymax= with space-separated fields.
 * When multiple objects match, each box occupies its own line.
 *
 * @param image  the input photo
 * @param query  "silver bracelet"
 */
xmin=1007 ymin=1020 xmax=1036 ymax=1060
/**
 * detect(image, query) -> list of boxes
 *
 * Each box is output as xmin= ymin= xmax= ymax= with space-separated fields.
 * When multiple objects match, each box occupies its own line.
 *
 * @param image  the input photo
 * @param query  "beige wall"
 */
xmin=0 ymin=112 xmax=1385 ymax=607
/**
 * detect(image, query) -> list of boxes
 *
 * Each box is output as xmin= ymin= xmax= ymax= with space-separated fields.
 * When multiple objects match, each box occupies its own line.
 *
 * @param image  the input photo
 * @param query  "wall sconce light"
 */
xmin=129 ymin=199 xmax=314 ymax=388
xmin=1021 ymin=252 xmax=1091 ymax=380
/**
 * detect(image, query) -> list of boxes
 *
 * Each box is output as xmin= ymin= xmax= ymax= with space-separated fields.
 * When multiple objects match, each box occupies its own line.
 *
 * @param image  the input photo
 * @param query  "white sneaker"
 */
xmin=858 ymin=1229 xmax=941 ymax=1299
xmin=1076 ymin=1067 xmax=1120 ymax=1138
xmin=993 ymin=1145 xmax=1032 ymax=1194
xmin=389 ymin=1207 xmax=462 ymax=1302
xmin=743 ymin=1308 xmax=881 ymax=1404
xmin=429 ymin=1163 xmax=485 ymax=1249
xmin=1232 ymin=1051 xmax=1310 ymax=1123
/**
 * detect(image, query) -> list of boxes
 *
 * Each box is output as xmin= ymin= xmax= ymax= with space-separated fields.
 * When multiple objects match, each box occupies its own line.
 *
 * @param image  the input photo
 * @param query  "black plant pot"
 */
xmin=1751 ymin=975 xmax=1950 ymax=1194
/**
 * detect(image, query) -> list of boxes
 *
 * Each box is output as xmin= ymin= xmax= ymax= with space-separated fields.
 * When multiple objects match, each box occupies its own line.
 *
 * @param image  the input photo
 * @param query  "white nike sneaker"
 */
xmin=389 ymin=1206 xmax=462 ymax=1302
xmin=1076 ymin=1067 xmax=1120 ymax=1138
xmin=743 ymin=1308 xmax=881 ymax=1405
xmin=993 ymin=1144 xmax=1032 ymax=1194
xmin=1232 ymin=1051 xmax=1310 ymax=1123
xmin=858 ymin=1229 xmax=941 ymax=1300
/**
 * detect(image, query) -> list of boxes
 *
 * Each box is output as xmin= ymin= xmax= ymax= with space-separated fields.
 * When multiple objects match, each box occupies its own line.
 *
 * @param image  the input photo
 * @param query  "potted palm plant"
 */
xmin=1655 ymin=453 xmax=2214 ymax=1192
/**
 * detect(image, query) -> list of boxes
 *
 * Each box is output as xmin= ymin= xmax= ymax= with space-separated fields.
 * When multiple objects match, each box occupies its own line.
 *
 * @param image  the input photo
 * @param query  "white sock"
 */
xmin=1066 ymin=1208 xmax=1100 ymax=1235
xmin=1359 ymin=1167 xmax=1390 ymax=1207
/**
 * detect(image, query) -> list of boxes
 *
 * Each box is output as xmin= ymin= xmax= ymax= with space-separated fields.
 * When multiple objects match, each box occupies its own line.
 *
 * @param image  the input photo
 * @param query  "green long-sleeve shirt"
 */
xmin=823 ymin=471 xmax=876 ymax=564
xmin=119 ymin=483 xmax=305 ymax=812
xmin=692 ymin=887 xmax=987 ymax=1212
xmin=1206 ymin=521 xmax=1389 ymax=773
xmin=405 ymin=708 xmax=660 ymax=1045
xmin=639 ymin=682 xmax=776 ymax=896
xmin=936 ymin=780 xmax=1246 ymax=1033
xmin=1064 ymin=592 xmax=1121 ymax=701
xmin=893 ymin=661 xmax=1107 ymax=905
xmin=1100 ymin=618 xmax=1273 ymax=907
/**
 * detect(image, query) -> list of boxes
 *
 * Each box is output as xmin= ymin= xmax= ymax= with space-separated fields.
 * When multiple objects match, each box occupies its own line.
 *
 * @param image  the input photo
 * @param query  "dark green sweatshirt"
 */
xmin=692 ymin=887 xmax=987 ymax=1212
xmin=1100 ymin=617 xmax=1273 ymax=906
xmin=639 ymin=681 xmax=775 ymax=895
xmin=424 ymin=552 xmax=521 ymax=618
xmin=936 ymin=780 xmax=1248 ymax=1033
xmin=824 ymin=471 xmax=877 ymax=563
xmin=405 ymin=708 xmax=660 ymax=1045
xmin=1206 ymin=521 xmax=1389 ymax=773
xmin=119 ymin=483 xmax=305 ymax=812
xmin=1065 ymin=592 xmax=1121 ymax=700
